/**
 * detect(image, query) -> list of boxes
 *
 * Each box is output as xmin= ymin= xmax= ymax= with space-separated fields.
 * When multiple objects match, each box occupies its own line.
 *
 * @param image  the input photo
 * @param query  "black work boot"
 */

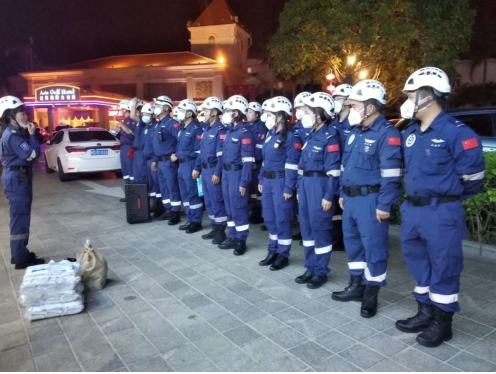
xmin=168 ymin=211 xmax=181 ymax=225
xmin=307 ymin=274 xmax=328 ymax=289
xmin=360 ymin=285 xmax=381 ymax=318
xmin=218 ymin=238 xmax=237 ymax=250
xmin=11 ymin=251 xmax=36 ymax=265
xmin=156 ymin=209 xmax=171 ymax=221
xmin=15 ymin=257 xmax=45 ymax=270
xmin=202 ymin=225 xmax=218 ymax=240
xmin=416 ymin=306 xmax=454 ymax=348
xmin=259 ymin=251 xmax=278 ymax=266
xmin=270 ymin=255 xmax=289 ymax=271
xmin=179 ymin=222 xmax=191 ymax=231
xmin=233 ymin=240 xmax=247 ymax=256
xmin=332 ymin=275 xmax=366 ymax=302
xmin=152 ymin=202 xmax=165 ymax=218
xmin=295 ymin=270 xmax=314 ymax=284
xmin=212 ymin=226 xmax=227 ymax=245
xmin=396 ymin=302 xmax=434 ymax=333
xmin=186 ymin=222 xmax=203 ymax=234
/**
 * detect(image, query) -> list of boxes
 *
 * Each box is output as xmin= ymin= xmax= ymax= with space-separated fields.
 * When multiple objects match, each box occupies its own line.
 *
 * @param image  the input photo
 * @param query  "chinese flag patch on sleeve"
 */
xmin=388 ymin=137 xmax=401 ymax=146
xmin=462 ymin=138 xmax=479 ymax=150
xmin=174 ymin=123 xmax=180 ymax=128
xmin=219 ymin=134 xmax=226 ymax=140
xmin=242 ymin=138 xmax=251 ymax=145
xmin=327 ymin=144 xmax=340 ymax=153
xmin=197 ymin=135 xmax=202 ymax=140
xmin=294 ymin=143 xmax=302 ymax=150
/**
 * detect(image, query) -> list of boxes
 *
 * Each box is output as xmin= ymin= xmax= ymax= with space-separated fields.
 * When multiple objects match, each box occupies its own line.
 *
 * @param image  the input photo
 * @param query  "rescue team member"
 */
xmin=329 ymin=84 xmax=354 ymax=252
xmin=395 ymin=67 xmax=485 ymax=347
xmin=194 ymin=97 xmax=228 ymax=245
xmin=151 ymin=95 xmax=182 ymax=224
xmin=258 ymin=99 xmax=272 ymax=232
xmin=332 ymin=80 xmax=402 ymax=319
xmin=173 ymin=99 xmax=204 ymax=234
xmin=258 ymin=97 xmax=301 ymax=271
xmin=246 ymin=102 xmax=267 ymax=225
xmin=117 ymin=99 xmax=137 ymax=202
xmin=295 ymin=92 xmax=341 ymax=289
xmin=219 ymin=95 xmax=255 ymax=256
xmin=0 ymin=96 xmax=45 ymax=269
xmin=129 ymin=98 xmax=149 ymax=184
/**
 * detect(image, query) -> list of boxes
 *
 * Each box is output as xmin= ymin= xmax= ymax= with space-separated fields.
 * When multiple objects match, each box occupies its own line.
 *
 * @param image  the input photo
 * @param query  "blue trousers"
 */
xmin=146 ymin=159 xmax=160 ymax=198
xmin=250 ymin=166 xmax=262 ymax=206
xmin=298 ymin=175 xmax=334 ymax=275
xmin=400 ymin=200 xmax=465 ymax=312
xmin=202 ymin=167 xmax=227 ymax=226
xmin=157 ymin=160 xmax=180 ymax=211
xmin=2 ymin=169 xmax=33 ymax=264
xmin=132 ymin=150 xmax=147 ymax=183
xmin=222 ymin=169 xmax=249 ymax=240
xmin=120 ymin=145 xmax=134 ymax=182
xmin=262 ymin=175 xmax=295 ymax=257
xmin=178 ymin=160 xmax=203 ymax=224
xmin=342 ymin=193 xmax=389 ymax=287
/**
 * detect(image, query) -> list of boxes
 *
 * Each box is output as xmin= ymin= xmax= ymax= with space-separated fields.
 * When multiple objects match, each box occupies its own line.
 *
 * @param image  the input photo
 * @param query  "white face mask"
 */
xmin=260 ymin=112 xmax=268 ymax=123
xmin=334 ymin=101 xmax=343 ymax=114
xmin=265 ymin=115 xmax=276 ymax=131
xmin=222 ymin=112 xmax=233 ymax=125
xmin=142 ymin=115 xmax=152 ymax=123
xmin=348 ymin=108 xmax=363 ymax=126
xmin=177 ymin=111 xmax=186 ymax=122
xmin=400 ymin=99 xmax=415 ymax=119
xmin=295 ymin=109 xmax=305 ymax=120
xmin=301 ymin=113 xmax=315 ymax=128
xmin=153 ymin=107 xmax=162 ymax=116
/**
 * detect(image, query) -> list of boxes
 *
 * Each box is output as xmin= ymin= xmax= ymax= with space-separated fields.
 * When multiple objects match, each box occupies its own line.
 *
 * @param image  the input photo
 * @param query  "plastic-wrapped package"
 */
xmin=19 ymin=283 xmax=84 ymax=307
xmin=25 ymin=300 xmax=85 ymax=321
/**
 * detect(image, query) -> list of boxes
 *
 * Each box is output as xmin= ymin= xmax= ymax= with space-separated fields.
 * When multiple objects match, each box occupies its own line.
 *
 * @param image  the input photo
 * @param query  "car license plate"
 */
xmin=91 ymin=149 xmax=108 ymax=156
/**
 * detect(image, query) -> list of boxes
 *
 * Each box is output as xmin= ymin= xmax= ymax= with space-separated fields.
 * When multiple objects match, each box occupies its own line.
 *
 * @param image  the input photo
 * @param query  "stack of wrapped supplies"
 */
xmin=19 ymin=260 xmax=85 ymax=321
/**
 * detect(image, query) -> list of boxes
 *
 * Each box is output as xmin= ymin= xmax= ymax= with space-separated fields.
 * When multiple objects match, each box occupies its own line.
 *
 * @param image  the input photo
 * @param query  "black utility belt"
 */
xmin=202 ymin=162 xmax=218 ymax=169
xmin=178 ymin=157 xmax=196 ymax=163
xmin=343 ymin=185 xmax=381 ymax=197
xmin=407 ymin=196 xmax=460 ymax=207
xmin=158 ymin=155 xmax=172 ymax=162
xmin=132 ymin=146 xmax=144 ymax=151
xmin=223 ymin=164 xmax=242 ymax=171
xmin=264 ymin=171 xmax=285 ymax=179
xmin=299 ymin=170 xmax=327 ymax=177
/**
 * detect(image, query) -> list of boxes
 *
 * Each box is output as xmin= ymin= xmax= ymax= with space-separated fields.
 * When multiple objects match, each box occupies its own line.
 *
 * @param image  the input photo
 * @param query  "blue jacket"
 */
xmin=298 ymin=123 xmax=341 ymax=201
xmin=249 ymin=120 xmax=268 ymax=163
xmin=402 ymin=111 xmax=485 ymax=200
xmin=194 ymin=120 xmax=226 ymax=178
xmin=176 ymin=121 xmax=202 ymax=161
xmin=0 ymin=124 xmax=41 ymax=168
xmin=341 ymin=115 xmax=402 ymax=212
xmin=143 ymin=121 xmax=157 ymax=160
xmin=331 ymin=114 xmax=352 ymax=152
xmin=293 ymin=120 xmax=313 ymax=143
xmin=132 ymin=118 xmax=146 ymax=149
xmin=117 ymin=117 xmax=136 ymax=146
xmin=152 ymin=115 xmax=181 ymax=161
xmin=259 ymin=129 xmax=302 ymax=194
xmin=223 ymin=122 xmax=255 ymax=188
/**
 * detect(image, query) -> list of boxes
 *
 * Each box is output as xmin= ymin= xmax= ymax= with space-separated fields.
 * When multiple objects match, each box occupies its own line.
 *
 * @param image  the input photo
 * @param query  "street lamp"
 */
xmin=218 ymin=57 xmax=225 ymax=64
xmin=347 ymin=55 xmax=356 ymax=66
xmin=359 ymin=70 xmax=368 ymax=80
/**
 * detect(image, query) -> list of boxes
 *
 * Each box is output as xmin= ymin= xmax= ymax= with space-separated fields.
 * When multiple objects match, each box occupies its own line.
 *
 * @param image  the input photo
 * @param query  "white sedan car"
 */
xmin=45 ymin=127 xmax=121 ymax=181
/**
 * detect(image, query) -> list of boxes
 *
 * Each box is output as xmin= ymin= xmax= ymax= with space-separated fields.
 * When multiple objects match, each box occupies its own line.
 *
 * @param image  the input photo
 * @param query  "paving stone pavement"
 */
xmin=1 ymin=164 xmax=496 ymax=372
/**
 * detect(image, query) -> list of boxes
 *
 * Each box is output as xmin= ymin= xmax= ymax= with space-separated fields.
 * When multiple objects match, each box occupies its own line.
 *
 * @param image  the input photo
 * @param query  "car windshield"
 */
xmin=68 ymin=130 xmax=116 ymax=142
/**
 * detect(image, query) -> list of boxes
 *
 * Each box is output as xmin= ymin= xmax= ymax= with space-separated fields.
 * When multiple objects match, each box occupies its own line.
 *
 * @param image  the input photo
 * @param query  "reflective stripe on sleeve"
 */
xmin=285 ymin=163 xmax=298 ymax=171
xmin=380 ymin=168 xmax=402 ymax=178
xmin=461 ymin=171 xmax=485 ymax=181
xmin=242 ymin=157 xmax=255 ymax=163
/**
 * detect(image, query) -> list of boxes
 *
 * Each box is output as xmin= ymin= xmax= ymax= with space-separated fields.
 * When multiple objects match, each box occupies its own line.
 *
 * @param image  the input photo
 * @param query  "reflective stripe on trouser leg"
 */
xmin=343 ymin=196 xmax=366 ymax=277
xmin=157 ymin=161 xmax=172 ymax=209
xmin=204 ymin=167 xmax=228 ymax=226
xmin=298 ymin=180 xmax=315 ymax=273
xmin=222 ymin=174 xmax=237 ymax=239
xmin=177 ymin=168 xmax=190 ymax=222
xmin=163 ymin=159 xmax=181 ymax=212
xmin=146 ymin=159 xmax=162 ymax=204
xmin=120 ymin=145 xmax=131 ymax=181
xmin=262 ymin=178 xmax=277 ymax=252
xmin=180 ymin=160 xmax=203 ymax=223
xmin=132 ymin=151 xmax=147 ymax=183
xmin=271 ymin=177 xmax=294 ymax=258
xmin=230 ymin=169 xmax=249 ymax=240
xmin=201 ymin=167 xmax=215 ymax=224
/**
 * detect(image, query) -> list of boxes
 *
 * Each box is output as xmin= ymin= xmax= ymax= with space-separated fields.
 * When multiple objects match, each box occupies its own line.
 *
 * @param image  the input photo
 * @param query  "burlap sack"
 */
xmin=76 ymin=240 xmax=108 ymax=290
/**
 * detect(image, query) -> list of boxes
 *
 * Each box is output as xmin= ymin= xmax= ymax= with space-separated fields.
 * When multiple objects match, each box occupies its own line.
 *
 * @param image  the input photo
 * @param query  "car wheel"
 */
xmin=45 ymin=155 xmax=55 ymax=174
xmin=57 ymin=159 xmax=70 ymax=182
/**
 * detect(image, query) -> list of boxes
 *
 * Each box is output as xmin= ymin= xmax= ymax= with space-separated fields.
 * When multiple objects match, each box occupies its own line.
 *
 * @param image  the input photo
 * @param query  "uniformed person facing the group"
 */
xmin=295 ymin=92 xmax=341 ymax=289
xmin=129 ymin=98 xmax=149 ymax=184
xmin=194 ymin=97 xmax=229 ymax=245
xmin=116 ymin=99 xmax=137 ymax=188
xmin=0 ymin=96 xmax=45 ymax=269
xmin=219 ymin=95 xmax=255 ymax=256
xmin=332 ymin=80 xmax=402 ymax=318
xmin=258 ymin=97 xmax=301 ymax=271
xmin=174 ymin=99 xmax=204 ymax=234
xmin=395 ymin=67 xmax=485 ymax=347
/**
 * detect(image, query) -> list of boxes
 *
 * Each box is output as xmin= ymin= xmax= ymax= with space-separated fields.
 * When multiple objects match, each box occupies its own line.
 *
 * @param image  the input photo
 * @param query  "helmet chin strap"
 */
xmin=413 ymin=90 xmax=434 ymax=118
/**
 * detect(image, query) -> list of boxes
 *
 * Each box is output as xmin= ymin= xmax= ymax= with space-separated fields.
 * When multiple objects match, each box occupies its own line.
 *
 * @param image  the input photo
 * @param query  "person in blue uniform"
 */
xmin=173 ymin=99 xmax=204 ymax=234
xmin=116 ymin=100 xmax=136 ymax=188
xmin=0 ymin=96 xmax=45 ymax=269
xmin=329 ymin=84 xmax=354 ymax=252
xmin=151 ymin=95 xmax=182 ymax=224
xmin=395 ymin=67 xmax=485 ymax=347
xmin=219 ymin=95 xmax=255 ymax=256
xmin=194 ymin=97 xmax=228 ymax=245
xmin=246 ymin=102 xmax=267 ymax=225
xmin=332 ymin=80 xmax=402 ymax=319
xmin=295 ymin=92 xmax=341 ymax=289
xmin=258 ymin=97 xmax=301 ymax=271
xmin=129 ymin=98 xmax=148 ymax=184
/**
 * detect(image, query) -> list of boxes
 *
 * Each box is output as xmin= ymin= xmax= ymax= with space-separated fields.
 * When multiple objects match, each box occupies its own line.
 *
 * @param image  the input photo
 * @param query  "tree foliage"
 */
xmin=268 ymin=0 xmax=475 ymax=103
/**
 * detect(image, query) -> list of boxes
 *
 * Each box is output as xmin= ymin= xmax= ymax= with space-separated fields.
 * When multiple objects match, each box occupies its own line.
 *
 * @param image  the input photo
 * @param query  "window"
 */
xmin=52 ymin=131 xmax=64 ymax=144
xmin=69 ymin=131 xmax=116 ymax=142
xmin=453 ymin=113 xmax=494 ymax=137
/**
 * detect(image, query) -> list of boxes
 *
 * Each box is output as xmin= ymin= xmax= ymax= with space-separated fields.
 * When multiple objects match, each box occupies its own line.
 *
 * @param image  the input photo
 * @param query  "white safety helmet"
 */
xmin=402 ymin=67 xmax=451 ymax=97
xmin=267 ymin=96 xmax=292 ymax=116
xmin=177 ymin=99 xmax=197 ymax=115
xmin=136 ymin=99 xmax=144 ymax=108
xmin=201 ymin=96 xmax=223 ymax=113
xmin=332 ymin=84 xmax=353 ymax=98
xmin=302 ymin=92 xmax=335 ymax=117
xmin=119 ymin=99 xmax=130 ymax=111
xmin=141 ymin=103 xmax=154 ymax=115
xmin=222 ymin=100 xmax=228 ymax=108
xmin=248 ymin=102 xmax=262 ymax=113
xmin=262 ymin=99 xmax=271 ymax=112
xmin=172 ymin=107 xmax=179 ymax=117
xmin=348 ymin=80 xmax=387 ymax=105
xmin=294 ymin=92 xmax=312 ymax=109
xmin=0 ymin=96 xmax=24 ymax=117
xmin=154 ymin=95 xmax=173 ymax=109
xmin=225 ymin=95 xmax=249 ymax=115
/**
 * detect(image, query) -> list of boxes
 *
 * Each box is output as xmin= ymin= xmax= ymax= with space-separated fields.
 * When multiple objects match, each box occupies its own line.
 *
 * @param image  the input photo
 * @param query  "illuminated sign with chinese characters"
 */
xmin=35 ymin=85 xmax=81 ymax=102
